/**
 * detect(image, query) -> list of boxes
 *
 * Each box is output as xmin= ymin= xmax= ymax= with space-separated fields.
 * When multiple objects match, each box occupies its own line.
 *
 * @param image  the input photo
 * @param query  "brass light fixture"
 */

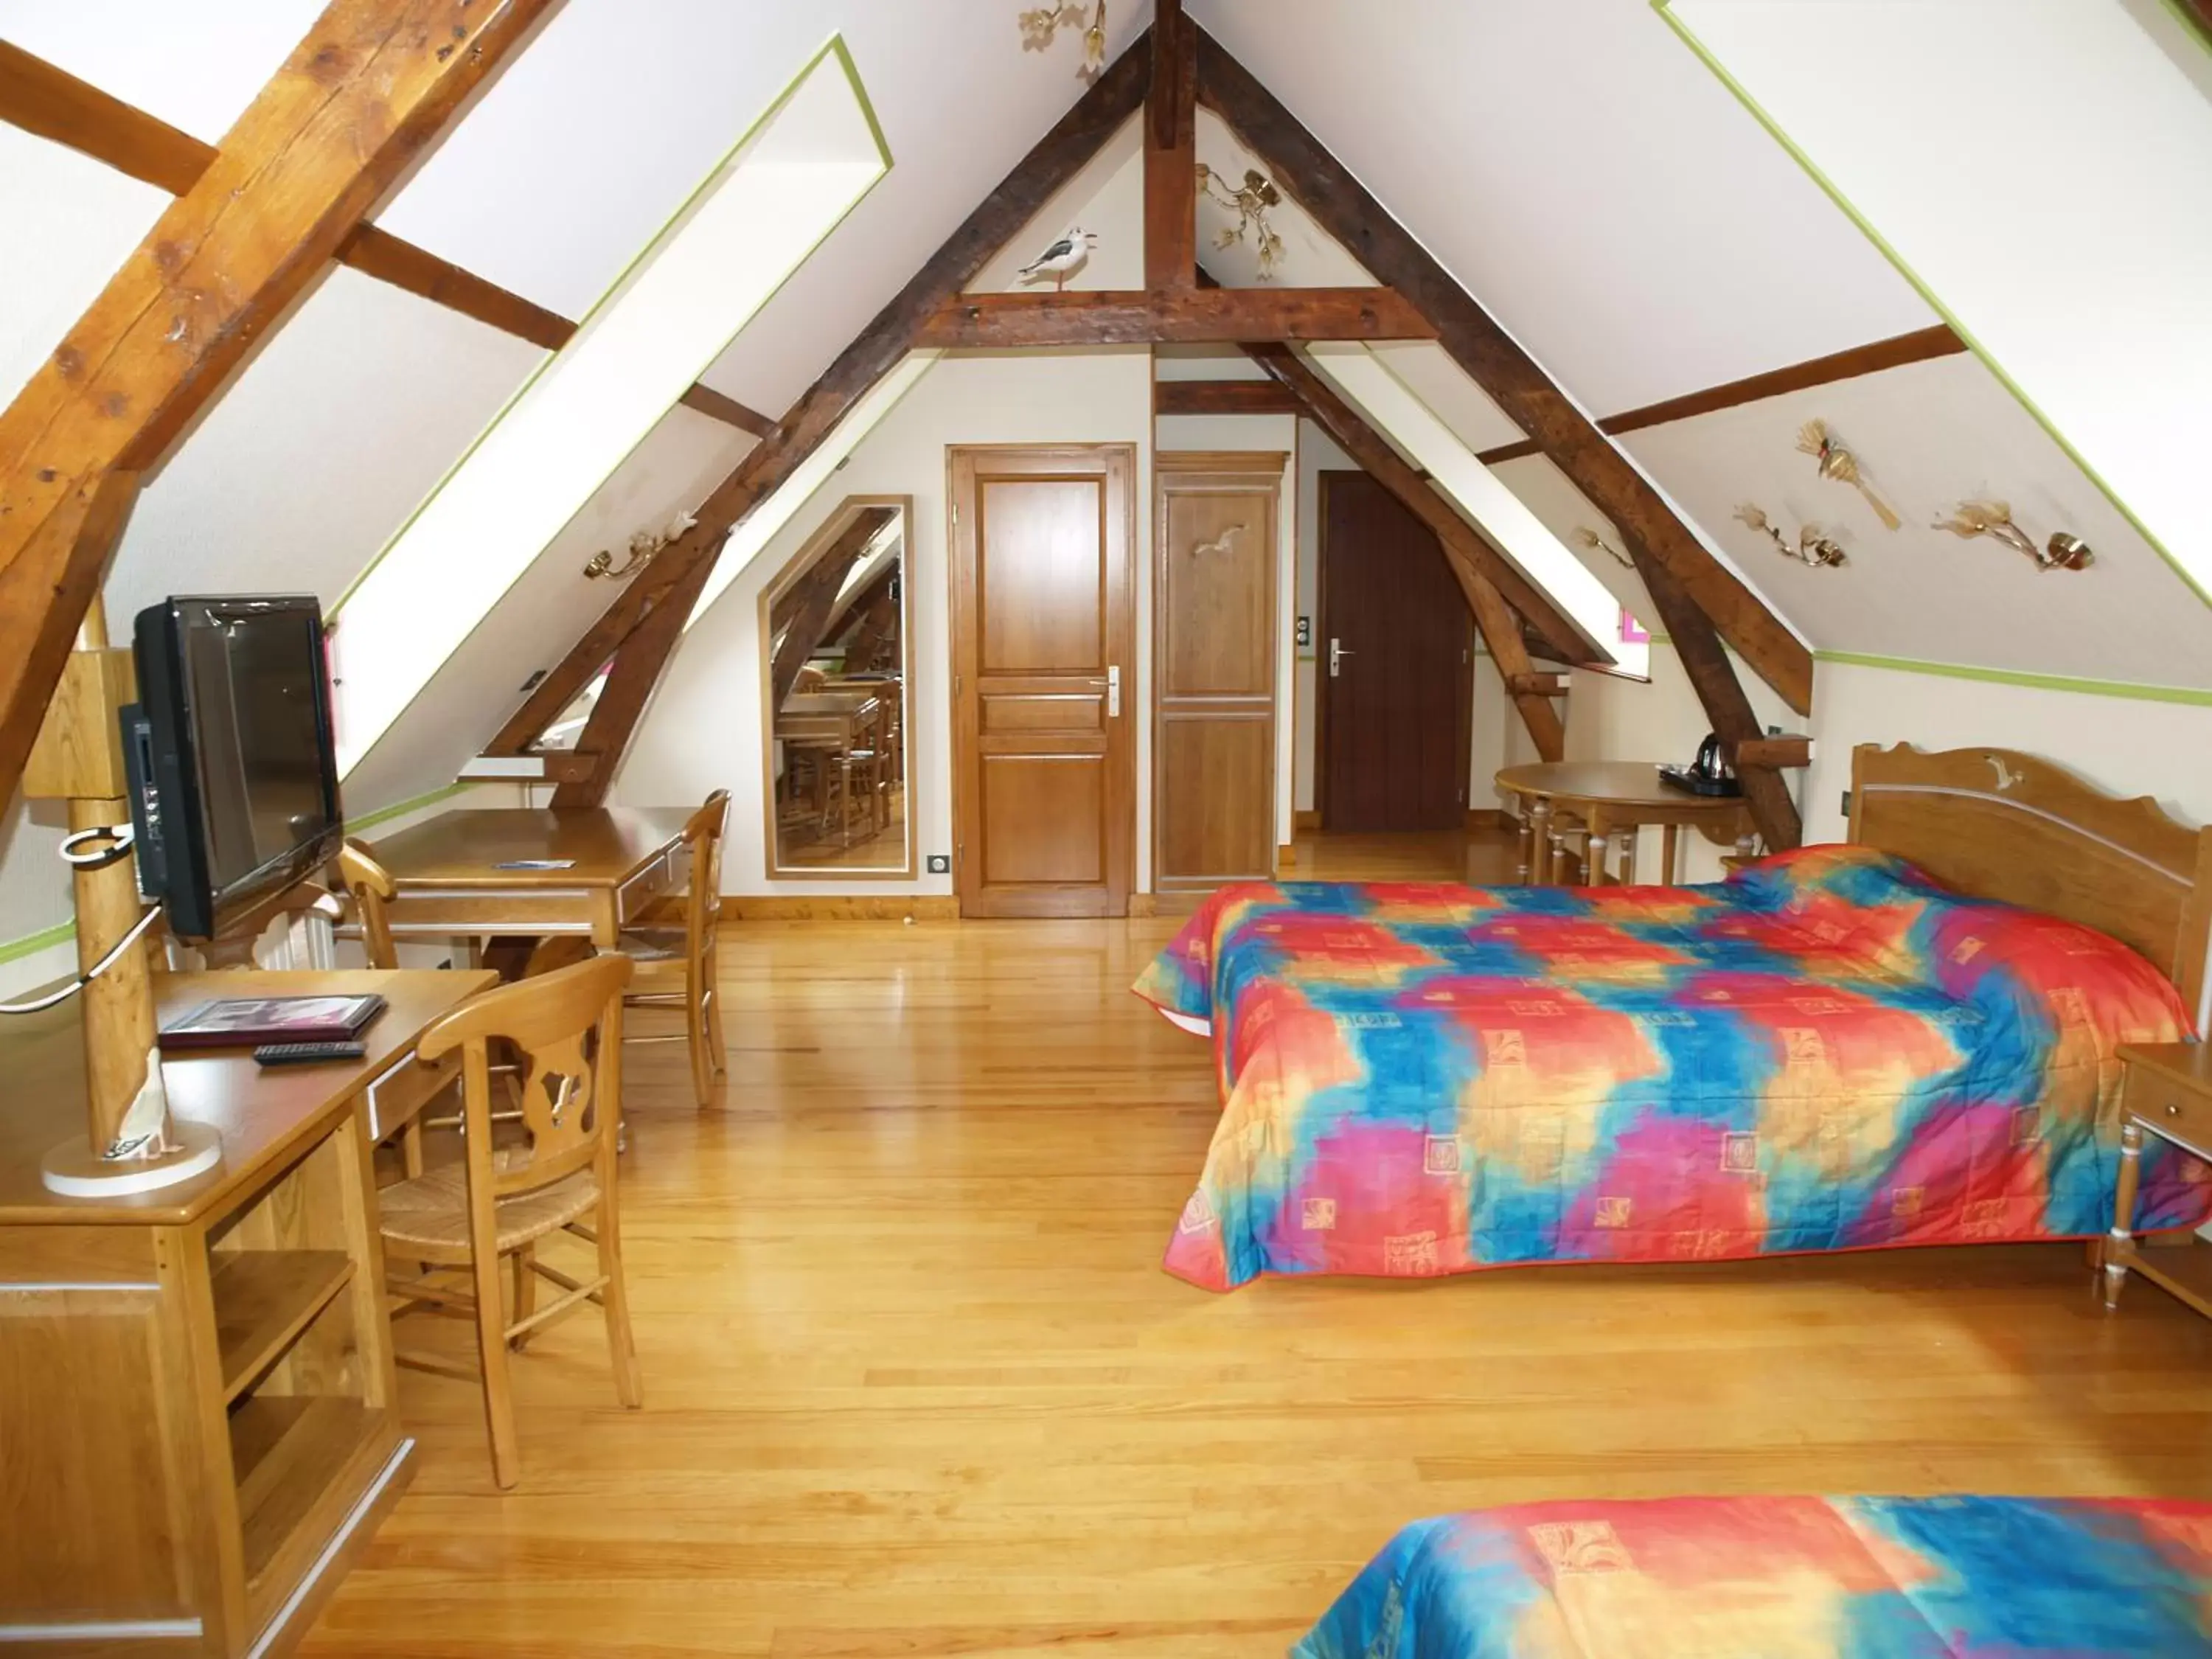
xmin=1797 ymin=419 xmax=1899 ymax=529
xmin=1933 ymin=501 xmax=2094 ymax=571
xmin=1197 ymin=164 xmax=1287 ymax=280
xmin=1018 ymin=1 xmax=1107 ymax=79
xmin=1571 ymin=526 xmax=1635 ymax=571
xmin=585 ymin=510 xmax=697 ymax=582
xmin=1735 ymin=503 xmax=1847 ymax=568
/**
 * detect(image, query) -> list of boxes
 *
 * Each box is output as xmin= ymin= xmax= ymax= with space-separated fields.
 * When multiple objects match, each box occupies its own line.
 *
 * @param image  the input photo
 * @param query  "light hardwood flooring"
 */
xmin=306 ymin=836 xmax=2212 ymax=1658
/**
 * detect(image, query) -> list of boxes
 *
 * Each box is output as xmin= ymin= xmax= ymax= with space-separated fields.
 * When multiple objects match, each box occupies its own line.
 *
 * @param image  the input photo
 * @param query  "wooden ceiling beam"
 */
xmin=1144 ymin=0 xmax=1197 ymax=291
xmin=1241 ymin=343 xmax=1576 ymax=761
xmin=0 ymin=0 xmax=559 ymax=815
xmin=0 ymin=39 xmax=773 ymax=439
xmin=915 ymin=286 xmax=1437 ymax=348
xmin=1195 ymin=24 xmax=1813 ymax=722
xmin=495 ymin=29 xmax=1156 ymax=785
xmin=1474 ymin=323 xmax=1966 ymax=465
xmin=1153 ymin=379 xmax=1304 ymax=416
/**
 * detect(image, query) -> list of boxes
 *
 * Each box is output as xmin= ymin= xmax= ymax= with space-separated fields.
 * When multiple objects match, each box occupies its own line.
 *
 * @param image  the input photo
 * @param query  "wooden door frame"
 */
xmin=1315 ymin=467 xmax=1475 ymax=833
xmin=947 ymin=443 xmax=1139 ymax=917
xmin=1152 ymin=451 xmax=1284 ymax=893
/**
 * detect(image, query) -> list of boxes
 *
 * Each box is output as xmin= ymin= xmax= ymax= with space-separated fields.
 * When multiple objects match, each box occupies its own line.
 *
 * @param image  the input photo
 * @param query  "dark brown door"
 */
xmin=950 ymin=445 xmax=1136 ymax=917
xmin=1318 ymin=470 xmax=1472 ymax=832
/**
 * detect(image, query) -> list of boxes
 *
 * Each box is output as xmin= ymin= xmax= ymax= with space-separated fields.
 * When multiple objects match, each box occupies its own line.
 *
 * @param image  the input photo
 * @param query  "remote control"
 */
xmin=252 ymin=1040 xmax=367 ymax=1067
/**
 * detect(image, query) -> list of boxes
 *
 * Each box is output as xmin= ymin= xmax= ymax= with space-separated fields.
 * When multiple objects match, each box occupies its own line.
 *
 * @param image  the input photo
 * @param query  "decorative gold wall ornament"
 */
xmin=1735 ymin=503 xmax=1847 ymax=568
xmin=1933 ymin=501 xmax=2095 ymax=571
xmin=585 ymin=510 xmax=697 ymax=582
xmin=1197 ymin=164 xmax=1287 ymax=280
xmin=1018 ymin=1 xmax=1107 ymax=79
xmin=1571 ymin=526 xmax=1635 ymax=571
xmin=1796 ymin=419 xmax=1899 ymax=529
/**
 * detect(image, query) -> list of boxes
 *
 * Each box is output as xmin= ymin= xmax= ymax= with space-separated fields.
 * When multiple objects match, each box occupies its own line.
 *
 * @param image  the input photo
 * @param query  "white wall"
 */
xmin=614 ymin=347 xmax=1154 ymax=897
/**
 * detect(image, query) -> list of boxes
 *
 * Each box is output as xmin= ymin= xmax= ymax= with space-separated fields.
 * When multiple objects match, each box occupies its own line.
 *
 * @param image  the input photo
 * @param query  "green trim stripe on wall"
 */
xmin=0 ymin=921 xmax=74 ymax=969
xmin=1814 ymin=650 xmax=2212 ymax=708
xmin=1651 ymin=0 xmax=2211 ymax=616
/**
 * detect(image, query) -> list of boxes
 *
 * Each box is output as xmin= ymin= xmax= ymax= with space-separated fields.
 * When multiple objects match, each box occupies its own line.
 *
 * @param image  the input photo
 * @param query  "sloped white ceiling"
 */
xmin=0 ymin=125 xmax=169 ymax=408
xmin=101 ymin=266 xmax=545 ymax=627
xmin=1189 ymin=0 xmax=1937 ymax=414
xmin=1621 ymin=351 xmax=2212 ymax=687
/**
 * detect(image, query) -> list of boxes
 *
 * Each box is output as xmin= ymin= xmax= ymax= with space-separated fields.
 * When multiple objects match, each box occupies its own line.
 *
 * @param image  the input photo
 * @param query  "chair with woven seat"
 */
xmin=380 ymin=953 xmax=640 ymax=1489
xmin=617 ymin=790 xmax=728 ymax=1108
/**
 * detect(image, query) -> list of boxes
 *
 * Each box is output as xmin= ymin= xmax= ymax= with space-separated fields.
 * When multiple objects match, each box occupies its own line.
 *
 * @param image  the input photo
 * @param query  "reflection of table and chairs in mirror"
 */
xmin=762 ymin=495 xmax=915 ymax=877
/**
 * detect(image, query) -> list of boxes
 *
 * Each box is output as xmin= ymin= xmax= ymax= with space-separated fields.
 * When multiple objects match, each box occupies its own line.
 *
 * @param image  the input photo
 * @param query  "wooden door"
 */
xmin=1318 ymin=470 xmax=1473 ymax=832
xmin=950 ymin=446 xmax=1136 ymax=918
xmin=1154 ymin=453 xmax=1281 ymax=893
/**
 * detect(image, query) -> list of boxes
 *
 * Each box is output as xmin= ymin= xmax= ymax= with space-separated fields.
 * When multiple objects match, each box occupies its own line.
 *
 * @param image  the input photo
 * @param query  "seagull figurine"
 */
xmin=1018 ymin=225 xmax=1096 ymax=292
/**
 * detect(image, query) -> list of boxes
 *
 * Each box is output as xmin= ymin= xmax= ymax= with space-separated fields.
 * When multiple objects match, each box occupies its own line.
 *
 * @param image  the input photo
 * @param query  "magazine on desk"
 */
xmin=159 ymin=993 xmax=387 ymax=1051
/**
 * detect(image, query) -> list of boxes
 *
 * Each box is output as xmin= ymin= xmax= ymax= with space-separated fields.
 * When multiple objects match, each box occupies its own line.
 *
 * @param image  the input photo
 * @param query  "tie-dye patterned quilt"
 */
xmin=1134 ymin=846 xmax=2206 ymax=1291
xmin=1295 ymin=1495 xmax=2212 ymax=1658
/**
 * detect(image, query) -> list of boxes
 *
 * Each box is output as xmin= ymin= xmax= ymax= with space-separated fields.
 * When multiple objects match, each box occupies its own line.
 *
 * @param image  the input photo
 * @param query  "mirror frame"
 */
xmin=757 ymin=494 xmax=916 ymax=881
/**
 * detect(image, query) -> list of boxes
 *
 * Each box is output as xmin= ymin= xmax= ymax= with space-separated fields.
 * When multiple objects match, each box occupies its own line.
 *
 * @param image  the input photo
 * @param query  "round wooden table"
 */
xmin=1495 ymin=761 xmax=1759 ymax=886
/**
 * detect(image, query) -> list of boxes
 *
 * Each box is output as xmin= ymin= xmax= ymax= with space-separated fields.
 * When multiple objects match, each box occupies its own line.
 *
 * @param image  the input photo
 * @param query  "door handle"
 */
xmin=1329 ymin=639 xmax=1353 ymax=678
xmin=1106 ymin=664 xmax=1121 ymax=718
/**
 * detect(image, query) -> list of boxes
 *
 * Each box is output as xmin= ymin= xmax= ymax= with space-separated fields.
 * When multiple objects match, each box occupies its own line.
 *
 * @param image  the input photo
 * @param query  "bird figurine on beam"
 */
xmin=1018 ymin=225 xmax=1097 ymax=292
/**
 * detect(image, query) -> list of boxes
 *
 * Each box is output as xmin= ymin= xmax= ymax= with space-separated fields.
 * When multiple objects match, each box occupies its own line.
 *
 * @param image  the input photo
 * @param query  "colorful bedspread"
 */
xmin=1295 ymin=1495 xmax=2212 ymax=1658
xmin=1134 ymin=846 xmax=2206 ymax=1290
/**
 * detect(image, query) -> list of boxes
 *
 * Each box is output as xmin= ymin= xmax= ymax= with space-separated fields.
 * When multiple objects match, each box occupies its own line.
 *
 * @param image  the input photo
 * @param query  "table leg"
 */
xmin=1529 ymin=800 xmax=1554 ymax=885
xmin=1734 ymin=831 xmax=1759 ymax=863
xmin=1514 ymin=807 xmax=1534 ymax=883
xmin=1615 ymin=829 xmax=1637 ymax=886
xmin=1660 ymin=824 xmax=1679 ymax=886
xmin=2104 ymin=1120 xmax=2144 ymax=1310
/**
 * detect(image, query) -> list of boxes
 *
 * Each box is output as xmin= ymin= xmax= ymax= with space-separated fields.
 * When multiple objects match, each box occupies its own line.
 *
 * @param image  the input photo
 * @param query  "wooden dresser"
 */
xmin=0 ymin=968 xmax=490 ymax=1656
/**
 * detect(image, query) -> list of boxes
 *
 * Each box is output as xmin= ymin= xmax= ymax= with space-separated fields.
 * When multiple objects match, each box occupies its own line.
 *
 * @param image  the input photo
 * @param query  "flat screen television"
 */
xmin=121 ymin=596 xmax=344 ymax=942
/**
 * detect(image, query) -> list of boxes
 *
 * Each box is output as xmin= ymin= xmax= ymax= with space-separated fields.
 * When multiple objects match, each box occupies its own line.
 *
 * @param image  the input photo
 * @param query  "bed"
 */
xmin=1293 ymin=1494 xmax=2212 ymax=1658
xmin=1135 ymin=745 xmax=2212 ymax=1291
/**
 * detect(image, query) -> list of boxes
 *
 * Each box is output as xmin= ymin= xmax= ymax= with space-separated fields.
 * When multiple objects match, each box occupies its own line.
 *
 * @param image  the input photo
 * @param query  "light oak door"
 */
xmin=1154 ymin=453 xmax=1280 ymax=893
xmin=950 ymin=445 xmax=1136 ymax=918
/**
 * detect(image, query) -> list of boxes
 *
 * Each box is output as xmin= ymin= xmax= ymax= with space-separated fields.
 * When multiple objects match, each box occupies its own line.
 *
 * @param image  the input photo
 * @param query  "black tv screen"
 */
xmin=124 ymin=597 xmax=344 ymax=941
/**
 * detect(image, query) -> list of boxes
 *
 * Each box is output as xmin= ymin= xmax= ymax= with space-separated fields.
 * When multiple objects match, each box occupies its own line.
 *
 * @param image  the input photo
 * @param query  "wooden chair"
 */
xmin=617 ymin=790 xmax=729 ymax=1108
xmin=379 ymin=954 xmax=641 ymax=1489
xmin=335 ymin=839 xmax=400 ymax=969
xmin=189 ymin=881 xmax=344 ymax=971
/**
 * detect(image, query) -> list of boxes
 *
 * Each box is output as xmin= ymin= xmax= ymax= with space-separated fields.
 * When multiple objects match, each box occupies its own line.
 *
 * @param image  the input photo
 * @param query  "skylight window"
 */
xmin=330 ymin=38 xmax=891 ymax=779
xmin=1306 ymin=345 xmax=1624 ymax=659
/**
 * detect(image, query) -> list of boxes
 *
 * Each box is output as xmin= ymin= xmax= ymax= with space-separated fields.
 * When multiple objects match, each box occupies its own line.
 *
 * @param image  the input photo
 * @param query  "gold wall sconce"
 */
xmin=1571 ymin=526 xmax=1635 ymax=571
xmin=1018 ymin=1 xmax=1107 ymax=78
xmin=1735 ymin=503 xmax=1847 ymax=568
xmin=584 ymin=510 xmax=697 ymax=582
xmin=1198 ymin=164 xmax=1287 ymax=280
xmin=1797 ymin=419 xmax=1899 ymax=529
xmin=1933 ymin=501 xmax=2094 ymax=571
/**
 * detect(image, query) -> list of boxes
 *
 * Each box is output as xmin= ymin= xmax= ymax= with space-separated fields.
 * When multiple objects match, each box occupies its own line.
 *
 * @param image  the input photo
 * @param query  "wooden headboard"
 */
xmin=1848 ymin=743 xmax=2212 ymax=1023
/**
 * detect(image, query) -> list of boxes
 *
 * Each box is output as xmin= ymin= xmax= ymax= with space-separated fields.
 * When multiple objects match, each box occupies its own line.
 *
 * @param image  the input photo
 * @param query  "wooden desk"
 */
xmin=367 ymin=806 xmax=693 ymax=950
xmin=1495 ymin=761 xmax=1757 ymax=886
xmin=0 ymin=967 xmax=494 ymax=1657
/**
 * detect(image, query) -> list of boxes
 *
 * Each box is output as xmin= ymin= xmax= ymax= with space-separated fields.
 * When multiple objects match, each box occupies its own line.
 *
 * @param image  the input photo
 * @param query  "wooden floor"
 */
xmin=305 ymin=833 xmax=2212 ymax=1658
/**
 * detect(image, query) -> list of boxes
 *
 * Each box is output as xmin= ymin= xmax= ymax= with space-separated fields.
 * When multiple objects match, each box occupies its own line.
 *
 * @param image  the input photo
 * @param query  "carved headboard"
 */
xmin=1848 ymin=743 xmax=2212 ymax=1024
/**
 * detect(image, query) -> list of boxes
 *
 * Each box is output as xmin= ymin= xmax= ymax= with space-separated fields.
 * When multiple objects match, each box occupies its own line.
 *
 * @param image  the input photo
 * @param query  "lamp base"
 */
xmin=41 ymin=1120 xmax=223 ymax=1198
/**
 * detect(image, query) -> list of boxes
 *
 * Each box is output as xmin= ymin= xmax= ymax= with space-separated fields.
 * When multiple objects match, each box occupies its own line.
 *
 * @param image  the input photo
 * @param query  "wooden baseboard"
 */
xmin=1293 ymin=809 xmax=1320 ymax=832
xmin=1276 ymin=842 xmax=1296 ymax=869
xmin=723 ymin=895 xmax=961 ymax=921
xmin=1465 ymin=809 xmax=1505 ymax=833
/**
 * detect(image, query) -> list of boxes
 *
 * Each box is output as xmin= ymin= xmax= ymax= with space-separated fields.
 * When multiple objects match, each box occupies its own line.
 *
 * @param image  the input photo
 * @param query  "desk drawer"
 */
xmin=2127 ymin=1068 xmax=2212 ymax=1160
xmin=617 ymin=850 xmax=676 ymax=925
xmin=363 ymin=1047 xmax=462 ymax=1143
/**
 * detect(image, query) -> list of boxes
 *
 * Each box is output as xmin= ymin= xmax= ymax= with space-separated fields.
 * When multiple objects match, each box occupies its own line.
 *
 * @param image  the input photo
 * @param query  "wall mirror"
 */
xmin=759 ymin=495 xmax=914 ymax=879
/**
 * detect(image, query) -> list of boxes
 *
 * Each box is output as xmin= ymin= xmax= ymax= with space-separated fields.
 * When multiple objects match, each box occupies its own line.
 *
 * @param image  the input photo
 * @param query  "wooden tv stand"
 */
xmin=0 ymin=968 xmax=491 ymax=1655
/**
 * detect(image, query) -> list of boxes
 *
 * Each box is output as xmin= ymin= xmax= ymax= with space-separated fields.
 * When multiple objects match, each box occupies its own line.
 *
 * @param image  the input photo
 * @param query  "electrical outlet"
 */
xmin=1767 ymin=723 xmax=1781 ymax=737
xmin=927 ymin=853 xmax=951 ymax=874
xmin=1295 ymin=614 xmax=1312 ymax=648
xmin=1840 ymin=790 xmax=1852 ymax=817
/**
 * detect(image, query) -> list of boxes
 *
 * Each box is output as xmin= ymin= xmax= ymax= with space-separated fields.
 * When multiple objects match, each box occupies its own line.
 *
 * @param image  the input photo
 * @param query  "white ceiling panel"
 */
xmin=100 ymin=266 xmax=544 ymax=628
xmin=1621 ymin=351 xmax=2212 ymax=686
xmin=344 ymin=405 xmax=751 ymax=811
xmin=1489 ymin=453 xmax=1655 ymax=628
xmin=0 ymin=0 xmax=324 ymax=142
xmin=1190 ymin=0 xmax=1935 ymax=416
xmin=0 ymin=128 xmax=170 ymax=408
